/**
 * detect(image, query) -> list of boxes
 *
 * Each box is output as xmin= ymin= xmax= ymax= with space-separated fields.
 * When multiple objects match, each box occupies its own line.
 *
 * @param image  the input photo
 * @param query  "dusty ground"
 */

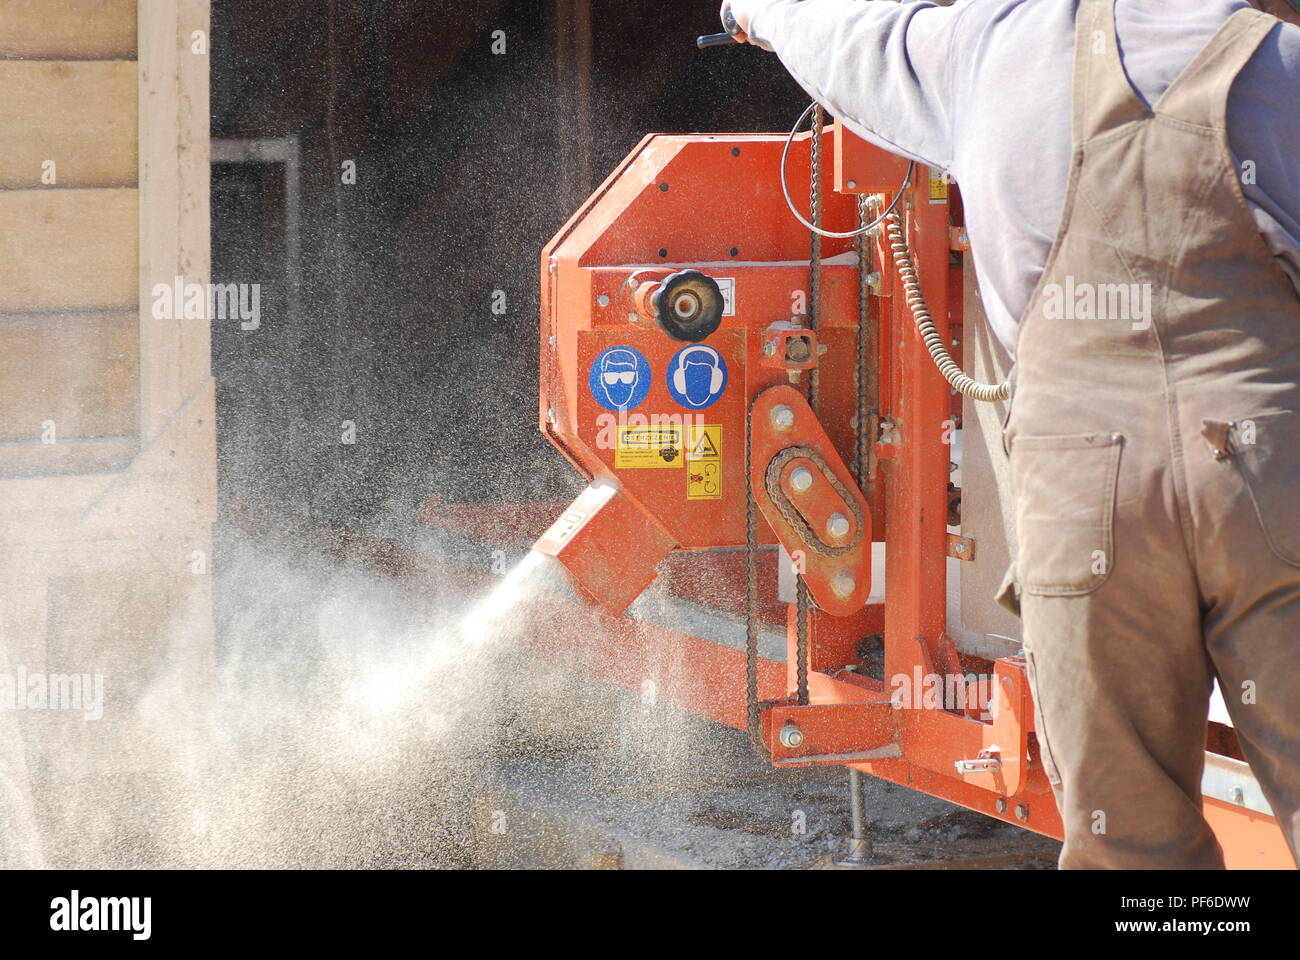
xmin=475 ymin=671 xmax=1061 ymax=870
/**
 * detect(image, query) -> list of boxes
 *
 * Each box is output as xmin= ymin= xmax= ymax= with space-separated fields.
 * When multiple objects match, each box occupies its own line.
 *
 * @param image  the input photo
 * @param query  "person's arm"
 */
xmin=725 ymin=0 xmax=969 ymax=169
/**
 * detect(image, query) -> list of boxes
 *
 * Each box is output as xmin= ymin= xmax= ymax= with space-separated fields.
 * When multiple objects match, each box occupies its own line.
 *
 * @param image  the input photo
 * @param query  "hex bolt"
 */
xmin=1230 ymin=785 xmax=1245 ymax=805
xmin=832 ymin=571 xmax=855 ymax=598
xmin=771 ymin=405 xmax=795 ymax=430
xmin=996 ymin=797 xmax=1007 ymax=814
xmin=778 ymin=722 xmax=804 ymax=750
xmin=790 ymin=467 xmax=814 ymax=492
xmin=785 ymin=337 xmax=812 ymax=364
xmin=1014 ymin=804 xmax=1029 ymax=823
xmin=827 ymin=513 xmax=850 ymax=538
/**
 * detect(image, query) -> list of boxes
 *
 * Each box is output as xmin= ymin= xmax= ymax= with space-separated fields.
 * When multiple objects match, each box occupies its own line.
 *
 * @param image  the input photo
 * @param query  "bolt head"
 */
xmin=771 ymin=405 xmax=795 ymax=430
xmin=778 ymin=722 xmax=804 ymax=749
xmin=790 ymin=467 xmax=814 ymax=492
xmin=832 ymin=571 xmax=855 ymax=598
xmin=1014 ymin=804 xmax=1029 ymax=822
xmin=995 ymin=798 xmax=1007 ymax=814
xmin=785 ymin=336 xmax=812 ymax=364
xmin=827 ymin=513 xmax=850 ymax=538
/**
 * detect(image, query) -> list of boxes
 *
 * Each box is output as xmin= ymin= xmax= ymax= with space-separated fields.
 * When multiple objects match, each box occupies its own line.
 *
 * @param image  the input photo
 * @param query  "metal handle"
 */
xmin=696 ymin=32 xmax=740 ymax=49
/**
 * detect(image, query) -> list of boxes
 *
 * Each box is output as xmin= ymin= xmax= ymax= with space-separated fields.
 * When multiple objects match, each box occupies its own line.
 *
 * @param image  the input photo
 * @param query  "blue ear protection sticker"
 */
xmin=666 ymin=343 xmax=728 ymax=409
xmin=589 ymin=345 xmax=652 ymax=412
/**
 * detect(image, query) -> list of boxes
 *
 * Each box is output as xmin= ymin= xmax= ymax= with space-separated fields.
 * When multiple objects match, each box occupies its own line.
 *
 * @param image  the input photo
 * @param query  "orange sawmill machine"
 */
xmin=503 ymin=31 xmax=1290 ymax=867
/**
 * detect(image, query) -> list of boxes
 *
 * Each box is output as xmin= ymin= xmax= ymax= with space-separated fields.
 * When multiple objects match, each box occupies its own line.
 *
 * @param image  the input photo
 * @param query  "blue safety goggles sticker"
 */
xmin=589 ymin=345 xmax=652 ymax=412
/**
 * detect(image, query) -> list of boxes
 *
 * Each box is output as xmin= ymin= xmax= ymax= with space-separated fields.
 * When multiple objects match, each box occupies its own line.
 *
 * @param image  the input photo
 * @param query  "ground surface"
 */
xmin=477 ymin=674 xmax=1061 ymax=870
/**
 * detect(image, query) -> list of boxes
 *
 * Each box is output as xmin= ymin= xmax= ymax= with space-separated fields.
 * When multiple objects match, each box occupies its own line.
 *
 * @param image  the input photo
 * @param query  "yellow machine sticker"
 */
xmin=616 ymin=425 xmax=684 ymax=468
xmin=686 ymin=424 xmax=722 ymax=500
xmin=928 ymin=173 xmax=950 ymax=204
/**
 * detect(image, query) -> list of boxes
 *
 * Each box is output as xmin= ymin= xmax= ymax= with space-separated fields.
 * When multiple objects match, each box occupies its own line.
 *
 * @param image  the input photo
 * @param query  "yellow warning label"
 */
xmin=616 ymin=425 xmax=684 ymax=469
xmin=687 ymin=425 xmax=721 ymax=460
xmin=687 ymin=461 xmax=722 ymax=500
xmin=928 ymin=174 xmax=950 ymax=204
xmin=686 ymin=424 xmax=722 ymax=500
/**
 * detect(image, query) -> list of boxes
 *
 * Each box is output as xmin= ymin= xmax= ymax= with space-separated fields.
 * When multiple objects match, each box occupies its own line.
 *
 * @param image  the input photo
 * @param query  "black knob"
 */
xmin=652 ymin=270 xmax=724 ymax=342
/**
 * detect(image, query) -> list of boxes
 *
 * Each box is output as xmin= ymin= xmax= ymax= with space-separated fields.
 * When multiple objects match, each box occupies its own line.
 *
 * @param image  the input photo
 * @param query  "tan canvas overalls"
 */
xmin=1000 ymin=0 xmax=1300 ymax=868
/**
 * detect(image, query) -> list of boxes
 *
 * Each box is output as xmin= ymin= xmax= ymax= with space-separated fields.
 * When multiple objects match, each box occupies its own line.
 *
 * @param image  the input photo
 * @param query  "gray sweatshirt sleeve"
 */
xmin=735 ymin=0 xmax=968 ymax=170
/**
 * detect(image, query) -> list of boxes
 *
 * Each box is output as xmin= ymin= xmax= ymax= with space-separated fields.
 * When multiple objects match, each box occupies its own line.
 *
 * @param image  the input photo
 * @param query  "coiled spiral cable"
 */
xmin=883 ymin=211 xmax=1010 ymax=402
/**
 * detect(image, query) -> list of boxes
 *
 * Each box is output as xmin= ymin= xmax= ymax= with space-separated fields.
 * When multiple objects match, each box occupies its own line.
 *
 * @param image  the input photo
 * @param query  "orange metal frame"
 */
xmin=522 ymin=124 xmax=1292 ymax=868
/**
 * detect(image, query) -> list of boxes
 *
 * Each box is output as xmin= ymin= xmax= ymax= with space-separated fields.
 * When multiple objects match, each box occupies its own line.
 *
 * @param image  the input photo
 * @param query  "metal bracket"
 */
xmin=946 ymin=533 xmax=976 ymax=561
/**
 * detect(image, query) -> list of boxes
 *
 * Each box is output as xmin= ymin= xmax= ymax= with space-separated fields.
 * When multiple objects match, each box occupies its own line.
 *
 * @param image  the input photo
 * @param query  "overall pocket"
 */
xmin=1009 ymin=432 xmax=1124 ymax=596
xmin=1224 ymin=412 xmax=1300 ymax=567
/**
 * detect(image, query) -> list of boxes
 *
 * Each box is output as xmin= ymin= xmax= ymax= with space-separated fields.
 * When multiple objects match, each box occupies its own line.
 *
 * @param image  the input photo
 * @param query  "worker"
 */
xmin=721 ymin=0 xmax=1300 ymax=869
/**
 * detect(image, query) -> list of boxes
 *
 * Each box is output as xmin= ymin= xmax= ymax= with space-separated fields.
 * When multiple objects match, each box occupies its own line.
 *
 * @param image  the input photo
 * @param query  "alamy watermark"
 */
xmin=50 ymin=891 xmax=150 ymax=940
xmin=890 ymin=667 xmax=992 ymax=719
xmin=593 ymin=410 xmax=706 ymax=452
xmin=1043 ymin=275 xmax=1153 ymax=331
xmin=0 ymin=666 xmax=103 ymax=720
xmin=151 ymin=275 xmax=261 ymax=330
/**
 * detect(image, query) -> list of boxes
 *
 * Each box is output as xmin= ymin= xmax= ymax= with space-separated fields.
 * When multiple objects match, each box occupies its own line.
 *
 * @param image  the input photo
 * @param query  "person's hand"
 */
xmin=720 ymin=1 xmax=753 ymax=44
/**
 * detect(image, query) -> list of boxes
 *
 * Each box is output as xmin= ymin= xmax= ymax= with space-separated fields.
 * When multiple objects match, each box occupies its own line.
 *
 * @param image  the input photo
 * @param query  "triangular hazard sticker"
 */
xmin=691 ymin=432 xmax=719 ymax=458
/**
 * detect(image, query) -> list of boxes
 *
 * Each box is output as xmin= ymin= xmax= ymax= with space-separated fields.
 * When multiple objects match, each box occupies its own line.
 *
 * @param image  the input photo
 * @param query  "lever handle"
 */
xmin=696 ymin=32 xmax=740 ymax=49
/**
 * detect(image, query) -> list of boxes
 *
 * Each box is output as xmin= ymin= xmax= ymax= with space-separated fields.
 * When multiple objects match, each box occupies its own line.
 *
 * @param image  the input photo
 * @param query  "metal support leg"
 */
xmin=833 ymin=767 xmax=874 ymax=866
